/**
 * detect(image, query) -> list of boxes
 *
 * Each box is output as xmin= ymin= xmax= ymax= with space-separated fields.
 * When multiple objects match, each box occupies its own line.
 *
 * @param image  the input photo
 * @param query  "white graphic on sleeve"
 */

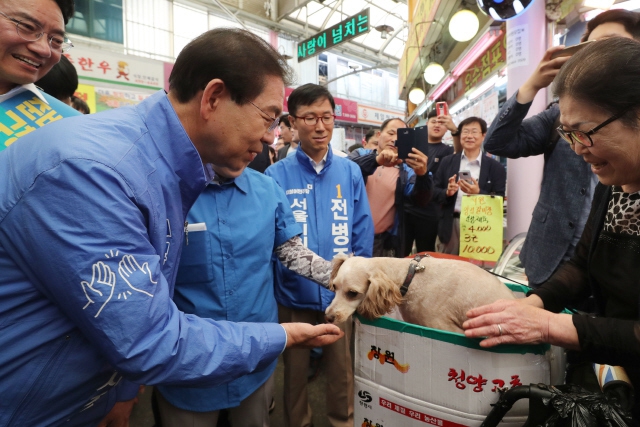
xmin=118 ymin=254 xmax=157 ymax=297
xmin=82 ymin=253 xmax=157 ymax=318
xmin=81 ymin=261 xmax=116 ymax=318
xmin=81 ymin=371 xmax=123 ymax=412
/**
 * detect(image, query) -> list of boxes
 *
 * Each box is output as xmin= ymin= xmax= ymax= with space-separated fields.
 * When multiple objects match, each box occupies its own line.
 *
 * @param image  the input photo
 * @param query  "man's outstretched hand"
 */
xmin=282 ymin=322 xmax=344 ymax=348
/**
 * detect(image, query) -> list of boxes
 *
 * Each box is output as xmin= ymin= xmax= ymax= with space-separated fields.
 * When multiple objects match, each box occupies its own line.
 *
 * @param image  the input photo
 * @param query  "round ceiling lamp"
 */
xmin=449 ymin=10 xmax=479 ymax=42
xmin=408 ymin=87 xmax=426 ymax=105
xmin=477 ymin=0 xmax=534 ymax=21
xmin=424 ymin=62 xmax=445 ymax=85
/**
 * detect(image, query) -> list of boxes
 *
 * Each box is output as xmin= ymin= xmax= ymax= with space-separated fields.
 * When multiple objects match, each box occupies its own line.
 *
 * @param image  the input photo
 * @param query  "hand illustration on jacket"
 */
xmin=118 ymin=254 xmax=156 ymax=297
xmin=81 ymin=261 xmax=116 ymax=318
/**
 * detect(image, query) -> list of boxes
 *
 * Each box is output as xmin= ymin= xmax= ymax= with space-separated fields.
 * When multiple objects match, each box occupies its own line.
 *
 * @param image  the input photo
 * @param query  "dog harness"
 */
xmin=399 ymin=254 xmax=428 ymax=296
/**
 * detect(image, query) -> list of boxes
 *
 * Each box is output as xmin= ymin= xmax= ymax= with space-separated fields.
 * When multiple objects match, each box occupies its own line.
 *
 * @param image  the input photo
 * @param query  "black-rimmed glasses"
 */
xmin=249 ymin=101 xmax=279 ymax=133
xmin=556 ymin=107 xmax=633 ymax=147
xmin=0 ymin=11 xmax=73 ymax=53
xmin=291 ymin=114 xmax=336 ymax=126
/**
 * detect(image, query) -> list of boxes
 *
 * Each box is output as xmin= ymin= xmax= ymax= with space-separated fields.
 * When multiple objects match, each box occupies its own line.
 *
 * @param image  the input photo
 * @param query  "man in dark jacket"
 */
xmin=432 ymin=117 xmax=506 ymax=255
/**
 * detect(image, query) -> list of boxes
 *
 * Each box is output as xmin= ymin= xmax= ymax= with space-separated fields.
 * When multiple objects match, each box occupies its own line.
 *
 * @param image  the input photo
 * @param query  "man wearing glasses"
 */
xmin=0 ymin=29 xmax=343 ymax=427
xmin=0 ymin=0 xmax=78 ymax=151
xmin=266 ymin=83 xmax=374 ymax=427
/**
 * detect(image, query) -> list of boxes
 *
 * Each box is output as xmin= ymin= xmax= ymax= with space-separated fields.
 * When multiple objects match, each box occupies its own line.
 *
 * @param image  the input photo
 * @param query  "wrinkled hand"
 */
xmin=437 ymin=114 xmax=457 ymax=133
xmin=96 ymin=398 xmax=137 ymax=427
xmin=405 ymin=148 xmax=428 ymax=176
xmin=82 ymin=261 xmax=116 ymax=318
xmin=376 ymin=148 xmax=402 ymax=167
xmin=518 ymin=46 xmax=571 ymax=103
xmin=446 ymin=174 xmax=459 ymax=197
xmin=283 ymin=322 xmax=344 ymax=348
xmin=462 ymin=298 xmax=552 ymax=348
xmin=118 ymin=255 xmax=156 ymax=297
xmin=458 ymin=177 xmax=480 ymax=195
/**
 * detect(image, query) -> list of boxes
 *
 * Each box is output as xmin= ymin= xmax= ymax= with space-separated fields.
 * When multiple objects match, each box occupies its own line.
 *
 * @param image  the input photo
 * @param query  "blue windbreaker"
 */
xmin=265 ymin=147 xmax=374 ymax=311
xmin=0 ymin=91 xmax=286 ymax=426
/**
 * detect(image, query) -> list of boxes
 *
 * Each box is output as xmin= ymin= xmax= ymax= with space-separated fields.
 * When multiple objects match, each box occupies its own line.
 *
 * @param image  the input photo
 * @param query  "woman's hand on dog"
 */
xmin=282 ymin=322 xmax=344 ymax=348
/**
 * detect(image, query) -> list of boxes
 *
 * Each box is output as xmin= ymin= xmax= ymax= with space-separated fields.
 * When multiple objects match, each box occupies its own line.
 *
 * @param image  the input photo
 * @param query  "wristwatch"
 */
xmin=450 ymin=128 xmax=460 ymax=137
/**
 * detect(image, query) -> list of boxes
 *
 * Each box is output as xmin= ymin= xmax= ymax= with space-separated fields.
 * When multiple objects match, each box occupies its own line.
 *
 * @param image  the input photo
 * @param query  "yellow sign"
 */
xmin=74 ymin=84 xmax=96 ymax=114
xmin=459 ymin=195 xmax=503 ymax=262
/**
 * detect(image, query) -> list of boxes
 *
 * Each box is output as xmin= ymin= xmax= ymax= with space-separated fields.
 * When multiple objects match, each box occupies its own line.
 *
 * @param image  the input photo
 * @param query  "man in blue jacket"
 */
xmin=266 ymin=83 xmax=374 ymax=427
xmin=0 ymin=28 xmax=342 ymax=427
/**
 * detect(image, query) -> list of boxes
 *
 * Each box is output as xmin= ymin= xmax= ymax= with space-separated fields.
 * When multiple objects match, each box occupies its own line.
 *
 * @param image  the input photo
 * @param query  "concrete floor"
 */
xmin=129 ymin=355 xmax=331 ymax=427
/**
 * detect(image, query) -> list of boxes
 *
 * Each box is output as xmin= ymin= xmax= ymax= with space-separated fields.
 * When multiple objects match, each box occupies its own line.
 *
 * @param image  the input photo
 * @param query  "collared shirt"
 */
xmin=455 ymin=150 xmax=483 ymax=212
xmin=158 ymin=168 xmax=301 ymax=411
xmin=0 ymin=83 xmax=48 ymax=104
xmin=302 ymin=147 xmax=329 ymax=173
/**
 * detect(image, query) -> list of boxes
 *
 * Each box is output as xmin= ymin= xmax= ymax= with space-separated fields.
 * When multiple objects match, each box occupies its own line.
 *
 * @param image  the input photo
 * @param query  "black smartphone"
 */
xmin=396 ymin=128 xmax=414 ymax=160
xmin=413 ymin=125 xmax=429 ymax=156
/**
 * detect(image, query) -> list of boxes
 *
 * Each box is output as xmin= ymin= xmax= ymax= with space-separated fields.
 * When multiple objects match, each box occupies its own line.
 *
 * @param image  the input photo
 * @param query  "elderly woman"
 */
xmin=463 ymin=37 xmax=640 ymax=421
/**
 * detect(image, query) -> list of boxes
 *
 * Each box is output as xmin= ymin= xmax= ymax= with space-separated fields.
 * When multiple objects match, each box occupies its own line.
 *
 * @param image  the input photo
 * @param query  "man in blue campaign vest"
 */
xmin=266 ymin=84 xmax=374 ymax=427
xmin=0 ymin=0 xmax=79 ymax=152
xmin=0 ymin=29 xmax=343 ymax=427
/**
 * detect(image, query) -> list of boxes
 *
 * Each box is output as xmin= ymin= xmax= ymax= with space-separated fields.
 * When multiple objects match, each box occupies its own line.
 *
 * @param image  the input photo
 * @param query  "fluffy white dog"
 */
xmin=325 ymin=254 xmax=515 ymax=333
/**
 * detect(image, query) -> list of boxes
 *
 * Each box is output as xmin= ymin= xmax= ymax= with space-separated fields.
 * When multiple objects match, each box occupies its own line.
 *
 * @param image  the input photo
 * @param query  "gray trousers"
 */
xmin=156 ymin=372 xmax=275 ymax=427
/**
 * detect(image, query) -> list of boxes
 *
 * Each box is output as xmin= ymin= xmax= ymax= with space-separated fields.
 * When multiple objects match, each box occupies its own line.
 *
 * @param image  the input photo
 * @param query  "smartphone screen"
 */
xmin=436 ymin=102 xmax=449 ymax=117
xmin=396 ymin=128 xmax=414 ymax=160
xmin=458 ymin=170 xmax=473 ymax=184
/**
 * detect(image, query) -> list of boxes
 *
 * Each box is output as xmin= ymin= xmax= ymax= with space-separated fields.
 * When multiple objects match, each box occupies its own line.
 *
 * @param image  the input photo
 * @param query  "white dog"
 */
xmin=325 ymin=254 xmax=515 ymax=333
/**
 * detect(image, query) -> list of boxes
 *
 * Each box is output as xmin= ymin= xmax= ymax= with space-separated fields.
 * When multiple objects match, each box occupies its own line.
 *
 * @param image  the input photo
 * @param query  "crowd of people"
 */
xmin=0 ymin=0 xmax=638 ymax=425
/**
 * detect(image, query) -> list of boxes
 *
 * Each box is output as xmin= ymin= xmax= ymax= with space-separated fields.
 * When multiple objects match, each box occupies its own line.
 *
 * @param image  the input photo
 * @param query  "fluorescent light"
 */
xmin=583 ymin=0 xmax=615 ymax=8
xmin=450 ymin=97 xmax=470 ymax=115
xmin=611 ymin=0 xmax=640 ymax=10
xmin=466 ymin=74 xmax=498 ymax=100
xmin=429 ymin=75 xmax=456 ymax=100
xmin=451 ymin=31 xmax=502 ymax=78
xmin=415 ymin=100 xmax=432 ymax=116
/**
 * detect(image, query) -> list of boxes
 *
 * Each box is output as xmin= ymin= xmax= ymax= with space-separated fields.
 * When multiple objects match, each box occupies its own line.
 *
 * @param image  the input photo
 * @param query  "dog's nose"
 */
xmin=325 ymin=314 xmax=335 ymax=323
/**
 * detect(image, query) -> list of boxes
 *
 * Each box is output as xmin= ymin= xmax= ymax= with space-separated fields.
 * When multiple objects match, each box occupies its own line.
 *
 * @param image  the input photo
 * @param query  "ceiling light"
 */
xmin=375 ymin=24 xmax=395 ymax=40
xmin=477 ymin=0 xmax=534 ymax=21
xmin=449 ymin=10 xmax=480 ymax=42
xmin=583 ymin=0 xmax=615 ymax=8
xmin=424 ymin=62 xmax=445 ymax=85
xmin=408 ymin=87 xmax=426 ymax=104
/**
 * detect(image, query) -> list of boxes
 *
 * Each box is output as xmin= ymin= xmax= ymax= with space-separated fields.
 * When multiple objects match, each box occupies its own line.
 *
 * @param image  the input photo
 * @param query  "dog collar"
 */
xmin=400 ymin=254 xmax=427 ymax=297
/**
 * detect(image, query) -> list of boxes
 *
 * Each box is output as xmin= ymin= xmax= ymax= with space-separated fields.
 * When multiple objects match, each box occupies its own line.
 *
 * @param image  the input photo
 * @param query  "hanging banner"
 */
xmin=74 ymin=84 xmax=97 ymax=114
xmin=459 ymin=195 xmax=503 ymax=262
xmin=297 ymin=9 xmax=370 ymax=62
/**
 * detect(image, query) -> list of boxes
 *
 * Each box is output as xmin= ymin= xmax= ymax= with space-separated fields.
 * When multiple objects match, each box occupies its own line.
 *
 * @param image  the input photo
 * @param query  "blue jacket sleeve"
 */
xmin=350 ymin=165 xmax=374 ymax=258
xmin=484 ymin=91 xmax=560 ymax=158
xmin=2 ymin=160 xmax=286 ymax=387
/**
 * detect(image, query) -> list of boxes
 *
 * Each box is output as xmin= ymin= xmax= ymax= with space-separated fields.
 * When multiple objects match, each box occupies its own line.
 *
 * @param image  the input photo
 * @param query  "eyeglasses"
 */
xmin=461 ymin=130 xmax=481 ymax=136
xmin=249 ymin=101 xmax=280 ymax=133
xmin=0 ymin=11 xmax=73 ymax=53
xmin=556 ymin=107 xmax=632 ymax=147
xmin=291 ymin=114 xmax=336 ymax=126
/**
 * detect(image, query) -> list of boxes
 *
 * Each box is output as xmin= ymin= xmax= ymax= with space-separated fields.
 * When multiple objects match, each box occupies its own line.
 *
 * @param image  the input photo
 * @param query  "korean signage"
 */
xmin=284 ymin=87 xmax=358 ymax=123
xmin=64 ymin=46 xmax=164 ymax=91
xmin=297 ymin=9 xmax=370 ymax=62
xmin=459 ymin=195 xmax=503 ymax=262
xmin=506 ymin=25 xmax=529 ymax=69
xmin=357 ymin=104 xmax=404 ymax=126
xmin=461 ymin=31 xmax=506 ymax=94
xmin=398 ymin=0 xmax=439 ymax=93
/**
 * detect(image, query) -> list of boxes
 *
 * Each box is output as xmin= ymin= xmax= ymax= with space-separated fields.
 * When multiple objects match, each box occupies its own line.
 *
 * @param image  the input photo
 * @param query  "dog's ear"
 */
xmin=357 ymin=269 xmax=403 ymax=319
xmin=328 ymin=253 xmax=349 ymax=291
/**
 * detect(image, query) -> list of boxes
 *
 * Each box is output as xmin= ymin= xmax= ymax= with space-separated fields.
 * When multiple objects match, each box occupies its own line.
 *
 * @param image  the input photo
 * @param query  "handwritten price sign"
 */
xmin=459 ymin=195 xmax=503 ymax=261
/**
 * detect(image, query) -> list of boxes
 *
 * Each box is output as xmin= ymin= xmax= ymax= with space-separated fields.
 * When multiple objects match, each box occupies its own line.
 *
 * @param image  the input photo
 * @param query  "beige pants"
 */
xmin=156 ymin=372 xmax=274 ymax=427
xmin=278 ymin=305 xmax=354 ymax=427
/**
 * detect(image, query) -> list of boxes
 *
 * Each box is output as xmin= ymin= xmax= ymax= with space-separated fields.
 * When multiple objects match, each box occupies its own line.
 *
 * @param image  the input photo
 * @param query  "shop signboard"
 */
xmin=398 ymin=0 xmax=439 ymax=94
xmin=95 ymin=87 xmax=152 ymax=113
xmin=64 ymin=46 xmax=164 ymax=91
xmin=74 ymin=84 xmax=97 ymax=114
xmin=297 ymin=9 xmax=370 ymax=63
xmin=357 ymin=104 xmax=404 ymax=126
xmin=284 ymin=87 xmax=358 ymax=123
xmin=460 ymin=32 xmax=506 ymax=96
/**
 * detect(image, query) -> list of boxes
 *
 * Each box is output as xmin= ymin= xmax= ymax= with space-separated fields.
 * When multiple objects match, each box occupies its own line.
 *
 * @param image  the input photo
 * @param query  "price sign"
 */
xmin=459 ymin=195 xmax=503 ymax=262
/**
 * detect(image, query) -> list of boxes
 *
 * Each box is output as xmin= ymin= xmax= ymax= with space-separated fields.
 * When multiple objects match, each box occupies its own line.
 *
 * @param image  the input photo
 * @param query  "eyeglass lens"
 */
xmin=303 ymin=116 xmax=334 ymax=125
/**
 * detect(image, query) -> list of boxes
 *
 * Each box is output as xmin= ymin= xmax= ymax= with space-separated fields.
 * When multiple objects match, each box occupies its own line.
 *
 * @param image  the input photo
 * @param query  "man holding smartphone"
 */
xmin=432 ymin=117 xmax=506 ymax=255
